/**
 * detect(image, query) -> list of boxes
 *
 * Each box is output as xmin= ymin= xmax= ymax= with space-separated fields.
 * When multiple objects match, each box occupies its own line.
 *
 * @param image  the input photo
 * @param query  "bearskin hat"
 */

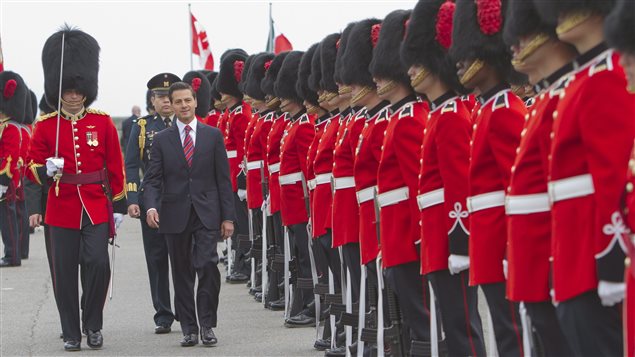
xmin=183 ymin=71 xmax=212 ymax=118
xmin=320 ymin=33 xmax=341 ymax=92
xmin=261 ymin=52 xmax=290 ymax=96
xmin=504 ymin=0 xmax=557 ymax=46
xmin=605 ymin=0 xmax=635 ymax=54
xmin=0 ymin=71 xmax=28 ymax=123
xmin=39 ymin=94 xmax=55 ymax=115
xmin=309 ymin=43 xmax=323 ymax=93
xmin=239 ymin=54 xmax=256 ymax=93
xmin=274 ymin=51 xmax=304 ymax=102
xmin=42 ymin=25 xmax=100 ymax=108
xmin=217 ymin=50 xmax=248 ymax=99
xmin=370 ymin=10 xmax=411 ymax=86
xmin=533 ymin=0 xmax=616 ymax=26
xmin=246 ymin=52 xmax=275 ymax=101
xmin=334 ymin=22 xmax=357 ymax=85
xmin=24 ymin=90 xmax=37 ymax=125
xmin=341 ymin=19 xmax=382 ymax=87
xmin=297 ymin=44 xmax=320 ymax=106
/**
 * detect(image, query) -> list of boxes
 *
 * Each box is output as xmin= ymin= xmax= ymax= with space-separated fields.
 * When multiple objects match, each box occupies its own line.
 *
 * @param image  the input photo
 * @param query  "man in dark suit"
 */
xmin=143 ymin=81 xmax=235 ymax=347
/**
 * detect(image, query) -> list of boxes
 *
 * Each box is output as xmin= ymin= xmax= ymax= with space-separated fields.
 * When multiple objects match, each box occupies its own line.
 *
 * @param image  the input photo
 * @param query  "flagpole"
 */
xmin=188 ymin=3 xmax=193 ymax=70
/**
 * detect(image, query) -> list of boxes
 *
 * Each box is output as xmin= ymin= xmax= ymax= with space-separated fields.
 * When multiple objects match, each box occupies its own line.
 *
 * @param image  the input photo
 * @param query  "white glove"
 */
xmin=46 ymin=157 xmax=64 ymax=177
xmin=503 ymin=259 xmax=509 ymax=279
xmin=113 ymin=213 xmax=124 ymax=229
xmin=448 ymin=254 xmax=470 ymax=275
xmin=0 ymin=185 xmax=7 ymax=197
xmin=598 ymin=280 xmax=625 ymax=306
xmin=237 ymin=189 xmax=247 ymax=201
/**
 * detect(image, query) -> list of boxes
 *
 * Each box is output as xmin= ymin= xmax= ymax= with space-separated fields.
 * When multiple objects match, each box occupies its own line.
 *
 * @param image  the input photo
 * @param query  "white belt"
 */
xmin=315 ymin=173 xmax=332 ymax=185
xmin=268 ymin=162 xmax=281 ymax=174
xmin=279 ymin=172 xmax=303 ymax=185
xmin=417 ymin=188 xmax=444 ymax=210
xmin=377 ymin=186 xmax=409 ymax=208
xmin=505 ymin=193 xmax=550 ymax=215
xmin=246 ymin=160 xmax=264 ymax=171
xmin=356 ymin=186 xmax=376 ymax=204
xmin=308 ymin=179 xmax=317 ymax=191
xmin=548 ymin=174 xmax=594 ymax=203
xmin=467 ymin=190 xmax=505 ymax=213
xmin=226 ymin=150 xmax=237 ymax=158
xmin=333 ymin=176 xmax=356 ymax=190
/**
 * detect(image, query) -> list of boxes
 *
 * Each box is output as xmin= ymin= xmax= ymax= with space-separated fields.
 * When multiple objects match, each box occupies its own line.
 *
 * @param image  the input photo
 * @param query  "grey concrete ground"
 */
xmin=0 ymin=218 xmax=321 ymax=357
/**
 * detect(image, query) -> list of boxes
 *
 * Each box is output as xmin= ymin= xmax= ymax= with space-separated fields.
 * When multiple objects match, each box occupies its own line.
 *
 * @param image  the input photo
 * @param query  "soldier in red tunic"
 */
xmin=402 ymin=1 xmax=487 ymax=355
xmin=503 ymin=1 xmax=578 ymax=355
xmin=26 ymin=27 xmax=126 ymax=351
xmin=533 ymin=1 xmax=635 ymax=355
xmin=451 ymin=1 xmax=527 ymax=355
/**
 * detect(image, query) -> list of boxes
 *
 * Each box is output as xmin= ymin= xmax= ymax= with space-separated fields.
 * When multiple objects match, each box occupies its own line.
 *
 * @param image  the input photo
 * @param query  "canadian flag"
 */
xmin=190 ymin=12 xmax=214 ymax=70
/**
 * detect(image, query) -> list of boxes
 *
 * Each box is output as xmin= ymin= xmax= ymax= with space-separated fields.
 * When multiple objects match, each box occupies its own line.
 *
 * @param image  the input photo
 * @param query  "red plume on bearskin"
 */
xmin=0 ymin=71 xmax=27 ymax=123
xmin=436 ymin=1 xmax=455 ymax=49
xmin=371 ymin=23 xmax=382 ymax=47
xmin=264 ymin=60 xmax=272 ymax=72
xmin=233 ymin=61 xmax=244 ymax=83
xmin=476 ymin=0 xmax=502 ymax=35
xmin=3 ymin=79 xmax=16 ymax=98
xmin=192 ymin=77 xmax=201 ymax=92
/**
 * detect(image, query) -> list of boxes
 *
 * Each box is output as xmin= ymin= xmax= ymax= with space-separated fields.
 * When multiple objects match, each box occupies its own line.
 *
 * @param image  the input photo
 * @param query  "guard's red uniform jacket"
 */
xmin=279 ymin=112 xmax=315 ymax=226
xmin=306 ymin=115 xmax=329 ymax=228
xmin=505 ymin=66 xmax=572 ymax=302
xmin=311 ymin=112 xmax=343 ymax=238
xmin=15 ymin=124 xmax=32 ymax=202
xmin=549 ymin=48 xmax=635 ymax=302
xmin=224 ymin=103 xmax=251 ymax=192
xmin=0 ymin=119 xmax=22 ymax=201
xmin=266 ymin=113 xmax=288 ymax=214
xmin=417 ymin=94 xmax=471 ymax=275
xmin=206 ymin=109 xmax=222 ymax=128
xmin=26 ymin=109 xmax=126 ymax=229
xmin=468 ymin=86 xmax=525 ymax=286
xmin=246 ymin=111 xmax=274 ymax=209
xmin=377 ymin=97 xmax=428 ymax=268
xmin=354 ymin=106 xmax=390 ymax=265
xmin=622 ymin=141 xmax=635 ymax=357
xmin=332 ymin=109 xmax=366 ymax=248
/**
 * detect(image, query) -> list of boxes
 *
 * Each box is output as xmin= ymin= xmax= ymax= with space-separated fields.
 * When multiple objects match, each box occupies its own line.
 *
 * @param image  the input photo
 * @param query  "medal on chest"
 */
xmin=86 ymin=130 xmax=99 ymax=147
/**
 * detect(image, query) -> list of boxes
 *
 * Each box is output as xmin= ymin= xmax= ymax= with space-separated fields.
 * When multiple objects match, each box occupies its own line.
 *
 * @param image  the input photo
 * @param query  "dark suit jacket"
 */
xmin=143 ymin=121 xmax=235 ymax=234
xmin=121 ymin=115 xmax=138 ymax=153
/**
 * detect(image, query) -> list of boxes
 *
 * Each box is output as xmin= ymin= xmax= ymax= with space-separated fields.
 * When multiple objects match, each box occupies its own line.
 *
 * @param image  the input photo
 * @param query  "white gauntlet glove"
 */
xmin=0 ymin=185 xmax=7 ymax=197
xmin=46 ymin=157 xmax=64 ymax=177
xmin=598 ymin=281 xmax=625 ymax=306
xmin=113 ymin=213 xmax=124 ymax=229
xmin=448 ymin=255 xmax=470 ymax=275
xmin=237 ymin=189 xmax=247 ymax=201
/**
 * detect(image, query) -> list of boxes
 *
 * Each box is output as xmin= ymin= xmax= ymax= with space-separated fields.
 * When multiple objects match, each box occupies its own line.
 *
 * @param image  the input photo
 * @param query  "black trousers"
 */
xmin=165 ymin=207 xmax=221 ymax=335
xmin=266 ymin=212 xmax=283 ymax=302
xmin=525 ymin=301 xmax=573 ymax=357
xmin=49 ymin=212 xmax=110 ymax=341
xmin=231 ymin=194 xmax=250 ymax=276
xmin=342 ymin=242 xmax=361 ymax=303
xmin=480 ymin=282 xmax=523 ymax=357
xmin=139 ymin=215 xmax=174 ymax=326
xmin=384 ymin=261 xmax=430 ymax=342
xmin=427 ymin=269 xmax=486 ymax=357
xmin=1 ymin=199 xmax=20 ymax=265
xmin=16 ymin=198 xmax=29 ymax=258
xmin=316 ymin=230 xmax=342 ymax=291
xmin=251 ymin=207 xmax=263 ymax=286
xmin=288 ymin=222 xmax=314 ymax=308
xmin=556 ymin=291 xmax=622 ymax=357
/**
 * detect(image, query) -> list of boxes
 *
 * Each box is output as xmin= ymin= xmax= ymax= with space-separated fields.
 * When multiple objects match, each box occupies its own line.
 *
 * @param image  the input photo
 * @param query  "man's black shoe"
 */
xmin=254 ymin=292 xmax=263 ymax=302
xmin=325 ymin=345 xmax=347 ymax=357
xmin=64 ymin=340 xmax=81 ymax=351
xmin=86 ymin=330 xmax=103 ymax=349
xmin=200 ymin=327 xmax=217 ymax=346
xmin=226 ymin=272 xmax=249 ymax=284
xmin=249 ymin=285 xmax=262 ymax=295
xmin=180 ymin=333 xmax=198 ymax=347
xmin=154 ymin=324 xmax=171 ymax=334
xmin=314 ymin=338 xmax=331 ymax=351
xmin=267 ymin=297 xmax=285 ymax=311
xmin=0 ymin=258 xmax=19 ymax=267
xmin=284 ymin=312 xmax=316 ymax=328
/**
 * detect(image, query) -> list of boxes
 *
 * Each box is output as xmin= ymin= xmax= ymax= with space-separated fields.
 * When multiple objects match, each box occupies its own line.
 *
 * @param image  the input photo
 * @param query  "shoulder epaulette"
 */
xmin=38 ymin=111 xmax=58 ymax=122
xmin=492 ymin=92 xmax=510 ymax=111
xmin=524 ymin=97 xmax=536 ymax=108
xmin=299 ymin=114 xmax=311 ymax=124
xmin=398 ymin=104 xmax=414 ymax=119
xmin=441 ymin=100 xmax=457 ymax=114
xmin=589 ymin=53 xmax=614 ymax=76
xmin=86 ymin=108 xmax=109 ymax=116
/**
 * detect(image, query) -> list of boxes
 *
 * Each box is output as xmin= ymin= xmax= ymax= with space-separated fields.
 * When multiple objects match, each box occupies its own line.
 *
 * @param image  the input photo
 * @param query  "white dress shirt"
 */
xmin=176 ymin=118 xmax=197 ymax=146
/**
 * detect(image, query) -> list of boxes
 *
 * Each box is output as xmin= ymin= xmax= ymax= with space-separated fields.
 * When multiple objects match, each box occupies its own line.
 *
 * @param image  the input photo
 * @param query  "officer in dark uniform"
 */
xmin=125 ymin=72 xmax=180 ymax=334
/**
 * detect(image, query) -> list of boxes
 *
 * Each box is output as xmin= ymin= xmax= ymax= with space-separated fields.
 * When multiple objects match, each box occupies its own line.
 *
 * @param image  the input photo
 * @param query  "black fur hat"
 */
xmin=605 ymin=0 xmax=635 ymax=54
xmin=297 ymin=44 xmax=320 ymax=105
xmin=341 ymin=18 xmax=382 ymax=87
xmin=210 ymin=77 xmax=221 ymax=101
xmin=217 ymin=50 xmax=248 ymax=99
xmin=320 ymin=33 xmax=341 ymax=92
xmin=24 ymin=90 xmax=37 ymax=125
xmin=183 ymin=71 xmax=212 ymax=118
xmin=220 ymin=48 xmax=248 ymax=62
xmin=261 ymin=52 xmax=290 ymax=96
xmin=451 ymin=0 xmax=522 ymax=83
xmin=309 ymin=43 xmax=323 ymax=93
xmin=370 ymin=10 xmax=411 ymax=86
xmin=239 ymin=54 xmax=256 ymax=94
xmin=0 ymin=71 xmax=28 ymax=123
xmin=533 ymin=0 xmax=616 ymax=25
xmin=335 ymin=22 xmax=357 ymax=84
xmin=274 ymin=51 xmax=304 ymax=102
xmin=246 ymin=52 xmax=275 ymax=101
xmin=504 ymin=0 xmax=556 ymax=47
xmin=39 ymin=94 xmax=55 ymax=114
xmin=42 ymin=25 xmax=100 ymax=108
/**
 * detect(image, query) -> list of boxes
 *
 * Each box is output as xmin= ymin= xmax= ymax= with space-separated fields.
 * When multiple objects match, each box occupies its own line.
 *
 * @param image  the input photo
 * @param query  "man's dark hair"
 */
xmin=168 ymin=81 xmax=196 ymax=102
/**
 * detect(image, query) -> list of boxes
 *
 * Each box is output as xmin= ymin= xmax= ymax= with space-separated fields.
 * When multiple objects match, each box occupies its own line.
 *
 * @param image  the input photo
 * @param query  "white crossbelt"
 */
xmin=226 ymin=150 xmax=237 ymax=158
xmin=377 ymin=186 xmax=410 ymax=208
xmin=548 ymin=174 xmax=594 ymax=203
xmin=268 ymin=162 xmax=281 ymax=174
xmin=505 ymin=193 xmax=550 ymax=215
xmin=246 ymin=160 xmax=264 ymax=171
xmin=333 ymin=176 xmax=356 ymax=190
xmin=356 ymin=186 xmax=376 ymax=204
xmin=315 ymin=173 xmax=332 ymax=185
xmin=308 ymin=179 xmax=317 ymax=191
xmin=417 ymin=188 xmax=444 ymax=210
xmin=467 ymin=190 xmax=505 ymax=213
xmin=279 ymin=172 xmax=303 ymax=185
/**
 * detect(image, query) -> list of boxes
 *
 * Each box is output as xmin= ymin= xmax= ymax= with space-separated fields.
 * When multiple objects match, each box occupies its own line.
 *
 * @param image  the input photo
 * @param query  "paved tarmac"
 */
xmin=0 ymin=218 xmax=321 ymax=356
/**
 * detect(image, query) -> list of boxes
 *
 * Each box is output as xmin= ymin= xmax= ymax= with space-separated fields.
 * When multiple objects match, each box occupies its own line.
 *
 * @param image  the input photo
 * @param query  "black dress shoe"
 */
xmin=284 ymin=312 xmax=316 ymax=328
xmin=0 ymin=258 xmax=19 ymax=267
xmin=314 ymin=338 xmax=331 ymax=351
xmin=254 ymin=292 xmax=263 ymax=302
xmin=267 ymin=297 xmax=285 ymax=311
xmin=86 ymin=330 xmax=103 ymax=349
xmin=200 ymin=327 xmax=217 ymax=346
xmin=64 ymin=340 xmax=81 ymax=351
xmin=154 ymin=324 xmax=171 ymax=334
xmin=226 ymin=272 xmax=249 ymax=284
xmin=325 ymin=345 xmax=346 ymax=357
xmin=180 ymin=333 xmax=199 ymax=347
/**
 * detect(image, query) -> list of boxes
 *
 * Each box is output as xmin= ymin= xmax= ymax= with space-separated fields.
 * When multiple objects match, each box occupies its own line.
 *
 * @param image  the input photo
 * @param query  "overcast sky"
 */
xmin=1 ymin=0 xmax=416 ymax=117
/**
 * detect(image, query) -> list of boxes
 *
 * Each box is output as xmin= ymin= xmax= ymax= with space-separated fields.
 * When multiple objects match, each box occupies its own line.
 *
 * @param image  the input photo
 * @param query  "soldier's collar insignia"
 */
xmin=398 ymin=103 xmax=414 ymax=119
xmin=492 ymin=91 xmax=510 ymax=110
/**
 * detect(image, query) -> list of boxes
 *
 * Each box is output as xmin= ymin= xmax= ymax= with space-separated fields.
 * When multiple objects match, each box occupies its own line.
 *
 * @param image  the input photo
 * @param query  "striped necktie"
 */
xmin=183 ymin=125 xmax=193 ymax=167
